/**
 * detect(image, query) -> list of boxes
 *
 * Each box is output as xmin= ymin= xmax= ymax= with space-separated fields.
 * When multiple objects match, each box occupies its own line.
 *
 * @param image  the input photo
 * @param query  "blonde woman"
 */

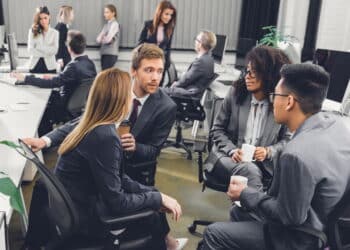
xmin=55 ymin=5 xmax=74 ymax=70
xmin=24 ymin=68 xmax=187 ymax=250
xmin=28 ymin=6 xmax=58 ymax=73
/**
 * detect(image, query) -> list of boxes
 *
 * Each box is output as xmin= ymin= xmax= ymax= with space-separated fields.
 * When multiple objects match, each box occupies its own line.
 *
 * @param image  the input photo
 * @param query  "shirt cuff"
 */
xmin=41 ymin=136 xmax=52 ymax=148
xmin=229 ymin=149 xmax=238 ymax=157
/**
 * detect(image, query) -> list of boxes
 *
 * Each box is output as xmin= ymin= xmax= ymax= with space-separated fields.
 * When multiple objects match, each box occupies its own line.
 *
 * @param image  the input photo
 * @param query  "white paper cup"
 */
xmin=230 ymin=175 xmax=248 ymax=186
xmin=241 ymin=143 xmax=256 ymax=162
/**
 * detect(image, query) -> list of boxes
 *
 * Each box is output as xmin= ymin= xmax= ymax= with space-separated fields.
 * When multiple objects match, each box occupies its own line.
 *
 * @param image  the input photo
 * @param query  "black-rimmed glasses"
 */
xmin=244 ymin=69 xmax=257 ymax=79
xmin=269 ymin=92 xmax=290 ymax=103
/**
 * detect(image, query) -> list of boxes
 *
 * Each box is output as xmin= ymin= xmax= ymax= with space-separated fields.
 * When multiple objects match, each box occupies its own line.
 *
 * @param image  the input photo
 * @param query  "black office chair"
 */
xmin=125 ymin=160 xmax=157 ymax=186
xmin=165 ymin=61 xmax=178 ymax=87
xmin=15 ymin=139 xmax=155 ymax=250
xmin=66 ymin=78 xmax=95 ymax=119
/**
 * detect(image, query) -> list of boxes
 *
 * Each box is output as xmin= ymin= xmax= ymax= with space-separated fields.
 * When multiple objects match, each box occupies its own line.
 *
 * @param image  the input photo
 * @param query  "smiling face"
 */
xmin=245 ymin=62 xmax=263 ymax=94
xmin=160 ymin=8 xmax=174 ymax=25
xmin=131 ymin=58 xmax=164 ymax=97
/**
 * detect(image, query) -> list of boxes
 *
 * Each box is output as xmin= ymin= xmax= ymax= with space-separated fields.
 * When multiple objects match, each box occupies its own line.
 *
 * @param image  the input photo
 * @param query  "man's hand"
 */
xmin=254 ymin=147 xmax=268 ymax=162
xmin=120 ymin=133 xmax=136 ymax=152
xmin=160 ymin=193 xmax=182 ymax=221
xmin=227 ymin=178 xmax=247 ymax=202
xmin=21 ymin=138 xmax=47 ymax=152
xmin=232 ymin=149 xmax=243 ymax=163
xmin=42 ymin=74 xmax=54 ymax=80
xmin=10 ymin=72 xmax=25 ymax=82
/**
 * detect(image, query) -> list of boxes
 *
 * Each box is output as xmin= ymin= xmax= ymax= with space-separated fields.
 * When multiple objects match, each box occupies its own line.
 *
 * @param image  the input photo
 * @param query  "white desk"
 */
xmin=0 ymin=81 xmax=50 ymax=242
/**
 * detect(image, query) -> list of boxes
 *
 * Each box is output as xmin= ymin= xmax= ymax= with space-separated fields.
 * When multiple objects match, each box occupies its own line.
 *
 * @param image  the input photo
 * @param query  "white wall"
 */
xmin=316 ymin=0 xmax=350 ymax=51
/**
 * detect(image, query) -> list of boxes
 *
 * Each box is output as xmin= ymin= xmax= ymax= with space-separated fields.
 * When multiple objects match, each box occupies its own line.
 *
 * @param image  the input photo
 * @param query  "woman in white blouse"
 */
xmin=28 ymin=6 xmax=59 ymax=73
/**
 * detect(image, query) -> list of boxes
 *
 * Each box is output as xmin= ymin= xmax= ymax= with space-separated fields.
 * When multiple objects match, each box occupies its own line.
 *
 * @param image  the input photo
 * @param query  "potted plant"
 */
xmin=0 ymin=140 xmax=25 ymax=215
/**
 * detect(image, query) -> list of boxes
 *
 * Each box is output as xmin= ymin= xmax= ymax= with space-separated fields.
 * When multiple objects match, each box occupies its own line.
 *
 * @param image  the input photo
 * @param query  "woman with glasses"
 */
xmin=138 ymin=0 xmax=177 ymax=85
xmin=205 ymin=45 xmax=292 ymax=190
xmin=55 ymin=5 xmax=74 ymax=71
xmin=96 ymin=4 xmax=120 ymax=70
xmin=28 ymin=6 xmax=59 ymax=73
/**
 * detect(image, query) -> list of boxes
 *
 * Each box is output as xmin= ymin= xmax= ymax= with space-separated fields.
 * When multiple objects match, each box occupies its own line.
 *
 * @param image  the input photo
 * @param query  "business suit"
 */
xmin=202 ymin=112 xmax=350 ymax=250
xmin=27 ymin=27 xmax=59 ymax=72
xmin=55 ymin=22 xmax=71 ymax=68
xmin=205 ymin=87 xmax=289 ymax=189
xmin=138 ymin=20 xmax=173 ymax=70
xmin=25 ymin=124 xmax=170 ymax=249
xmin=163 ymin=52 xmax=215 ymax=98
xmin=45 ymin=89 xmax=177 ymax=185
xmin=20 ymin=55 xmax=97 ymax=136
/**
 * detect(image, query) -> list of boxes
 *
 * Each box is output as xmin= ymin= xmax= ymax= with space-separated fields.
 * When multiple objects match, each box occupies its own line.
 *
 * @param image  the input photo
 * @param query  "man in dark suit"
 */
xmin=163 ymin=30 xmax=216 ymax=98
xmin=12 ymin=30 xmax=97 ymax=136
xmin=23 ymin=43 xmax=177 ymax=186
xmin=201 ymin=64 xmax=350 ymax=250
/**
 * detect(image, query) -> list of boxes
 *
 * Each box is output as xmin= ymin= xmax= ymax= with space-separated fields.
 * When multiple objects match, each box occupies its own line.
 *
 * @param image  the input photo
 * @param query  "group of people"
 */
xmin=10 ymin=1 xmax=350 ymax=250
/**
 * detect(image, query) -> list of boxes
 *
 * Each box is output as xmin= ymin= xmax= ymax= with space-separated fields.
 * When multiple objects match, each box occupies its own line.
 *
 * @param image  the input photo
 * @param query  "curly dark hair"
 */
xmin=233 ymin=45 xmax=291 ymax=104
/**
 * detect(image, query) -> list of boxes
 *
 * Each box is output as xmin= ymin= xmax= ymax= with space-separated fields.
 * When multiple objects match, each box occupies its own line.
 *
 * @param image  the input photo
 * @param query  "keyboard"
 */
xmin=218 ymin=80 xmax=233 ymax=86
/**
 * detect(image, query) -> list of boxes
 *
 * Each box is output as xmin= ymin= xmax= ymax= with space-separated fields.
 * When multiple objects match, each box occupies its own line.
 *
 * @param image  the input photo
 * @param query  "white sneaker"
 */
xmin=175 ymin=238 xmax=188 ymax=250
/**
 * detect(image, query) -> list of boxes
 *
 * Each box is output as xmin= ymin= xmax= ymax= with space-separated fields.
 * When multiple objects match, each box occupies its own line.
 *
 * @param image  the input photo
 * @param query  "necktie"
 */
xmin=129 ymin=99 xmax=141 ymax=128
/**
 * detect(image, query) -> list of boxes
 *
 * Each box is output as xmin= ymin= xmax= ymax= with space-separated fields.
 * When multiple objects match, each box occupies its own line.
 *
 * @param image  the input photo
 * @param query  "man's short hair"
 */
xmin=199 ymin=30 xmax=217 ymax=51
xmin=280 ymin=63 xmax=330 ymax=114
xmin=67 ymin=30 xmax=86 ymax=55
xmin=131 ymin=43 xmax=165 ymax=70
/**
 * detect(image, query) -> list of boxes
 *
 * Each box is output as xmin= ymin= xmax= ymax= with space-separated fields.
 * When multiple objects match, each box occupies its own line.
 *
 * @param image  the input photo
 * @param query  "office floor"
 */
xmin=9 ymin=136 xmax=231 ymax=250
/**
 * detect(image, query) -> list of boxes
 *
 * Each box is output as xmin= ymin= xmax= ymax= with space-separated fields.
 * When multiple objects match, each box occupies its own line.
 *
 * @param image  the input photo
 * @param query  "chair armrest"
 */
xmin=96 ymin=201 xmax=155 ymax=228
xmin=339 ymin=217 xmax=350 ymax=227
xmin=193 ymin=141 xmax=206 ymax=153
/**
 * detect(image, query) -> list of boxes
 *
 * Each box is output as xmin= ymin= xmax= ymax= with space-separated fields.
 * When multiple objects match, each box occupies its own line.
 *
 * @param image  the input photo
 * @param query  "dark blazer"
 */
xmin=205 ymin=87 xmax=290 ymax=175
xmin=241 ymin=112 xmax=350 ymax=250
xmin=22 ymin=55 xmax=97 ymax=102
xmin=138 ymin=20 xmax=173 ymax=68
xmin=55 ymin=22 xmax=71 ymax=67
xmin=54 ymin=124 xmax=162 ymax=231
xmin=167 ymin=52 xmax=215 ymax=98
xmin=46 ymin=89 xmax=176 ymax=173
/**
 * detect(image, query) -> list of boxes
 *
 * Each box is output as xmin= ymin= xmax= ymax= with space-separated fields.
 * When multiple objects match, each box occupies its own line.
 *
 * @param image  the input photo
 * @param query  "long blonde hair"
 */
xmin=57 ymin=5 xmax=73 ymax=24
xmin=58 ymin=68 xmax=131 ymax=155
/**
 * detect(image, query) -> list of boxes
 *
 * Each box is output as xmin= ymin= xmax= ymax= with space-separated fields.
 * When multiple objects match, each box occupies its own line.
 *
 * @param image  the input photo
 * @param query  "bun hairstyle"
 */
xmin=32 ymin=6 xmax=50 ymax=37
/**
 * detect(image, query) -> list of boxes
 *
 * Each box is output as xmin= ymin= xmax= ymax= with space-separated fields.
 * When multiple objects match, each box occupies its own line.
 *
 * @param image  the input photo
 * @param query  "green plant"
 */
xmin=0 ymin=140 xmax=25 ymax=215
xmin=259 ymin=25 xmax=297 ymax=48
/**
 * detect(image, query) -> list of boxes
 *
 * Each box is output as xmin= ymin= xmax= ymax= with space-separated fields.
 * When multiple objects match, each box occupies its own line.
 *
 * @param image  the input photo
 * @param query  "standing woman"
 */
xmin=138 ymin=0 xmax=177 ymax=85
xmin=55 ymin=5 xmax=74 ymax=70
xmin=96 ymin=4 xmax=120 ymax=70
xmin=28 ymin=6 xmax=59 ymax=73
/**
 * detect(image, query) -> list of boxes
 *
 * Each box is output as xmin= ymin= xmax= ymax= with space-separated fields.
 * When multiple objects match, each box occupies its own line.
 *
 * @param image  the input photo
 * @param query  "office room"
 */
xmin=0 ymin=0 xmax=350 ymax=249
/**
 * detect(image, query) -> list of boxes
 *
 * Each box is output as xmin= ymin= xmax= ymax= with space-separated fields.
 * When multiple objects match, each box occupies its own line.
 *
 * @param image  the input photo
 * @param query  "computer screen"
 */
xmin=313 ymin=49 xmax=350 ymax=102
xmin=212 ymin=34 xmax=227 ymax=65
xmin=7 ymin=33 xmax=18 ymax=71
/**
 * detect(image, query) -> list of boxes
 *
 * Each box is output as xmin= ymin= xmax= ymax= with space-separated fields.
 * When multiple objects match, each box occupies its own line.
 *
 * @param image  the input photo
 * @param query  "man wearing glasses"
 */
xmin=163 ymin=30 xmax=216 ymax=98
xmin=204 ymin=45 xmax=291 ymax=190
xmin=202 ymin=63 xmax=350 ymax=250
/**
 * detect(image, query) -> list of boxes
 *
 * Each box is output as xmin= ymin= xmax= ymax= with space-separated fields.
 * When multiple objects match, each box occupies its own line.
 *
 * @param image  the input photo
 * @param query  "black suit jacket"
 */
xmin=54 ymin=124 xmax=162 ymax=231
xmin=55 ymin=22 xmax=71 ymax=67
xmin=138 ymin=20 xmax=173 ymax=68
xmin=46 ymin=89 xmax=176 ymax=176
xmin=22 ymin=55 xmax=97 ymax=102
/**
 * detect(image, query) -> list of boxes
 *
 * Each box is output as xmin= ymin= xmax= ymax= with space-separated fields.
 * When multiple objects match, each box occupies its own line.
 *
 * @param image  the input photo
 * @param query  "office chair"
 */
xmin=163 ymin=73 xmax=219 ymax=160
xmin=66 ymin=78 xmax=95 ymax=119
xmin=15 ymin=138 xmax=155 ymax=250
xmin=125 ymin=160 xmax=157 ymax=186
xmin=165 ymin=61 xmax=178 ymax=87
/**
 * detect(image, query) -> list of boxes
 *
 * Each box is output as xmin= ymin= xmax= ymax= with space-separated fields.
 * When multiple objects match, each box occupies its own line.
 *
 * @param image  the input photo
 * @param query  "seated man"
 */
xmin=205 ymin=46 xmax=291 ymax=190
xmin=202 ymin=63 xmax=350 ymax=250
xmin=12 ymin=30 xmax=97 ymax=136
xmin=163 ymin=30 xmax=216 ymax=98
xmin=23 ymin=43 xmax=177 ymax=186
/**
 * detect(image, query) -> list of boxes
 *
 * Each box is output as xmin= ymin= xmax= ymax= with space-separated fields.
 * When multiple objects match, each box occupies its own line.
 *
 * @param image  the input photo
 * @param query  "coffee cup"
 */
xmin=117 ymin=120 xmax=130 ymax=137
xmin=230 ymin=175 xmax=248 ymax=186
xmin=241 ymin=143 xmax=256 ymax=162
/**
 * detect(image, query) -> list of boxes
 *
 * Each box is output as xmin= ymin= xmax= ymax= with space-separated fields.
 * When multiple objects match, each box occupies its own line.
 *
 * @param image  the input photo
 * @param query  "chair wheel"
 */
xmin=188 ymin=224 xmax=196 ymax=233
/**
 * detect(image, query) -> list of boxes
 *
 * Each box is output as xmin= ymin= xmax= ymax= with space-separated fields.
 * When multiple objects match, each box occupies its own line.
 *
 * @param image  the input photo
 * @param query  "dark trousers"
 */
xmin=211 ymin=156 xmax=263 ymax=190
xmin=30 ymin=58 xmax=56 ymax=74
xmin=25 ymin=179 xmax=169 ymax=249
xmin=101 ymin=55 xmax=118 ymax=70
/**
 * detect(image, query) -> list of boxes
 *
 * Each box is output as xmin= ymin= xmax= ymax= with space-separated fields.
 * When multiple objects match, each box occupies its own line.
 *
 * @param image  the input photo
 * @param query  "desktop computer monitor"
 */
xmin=313 ymin=49 xmax=350 ymax=103
xmin=212 ymin=34 xmax=227 ymax=65
xmin=7 ymin=33 xmax=18 ymax=71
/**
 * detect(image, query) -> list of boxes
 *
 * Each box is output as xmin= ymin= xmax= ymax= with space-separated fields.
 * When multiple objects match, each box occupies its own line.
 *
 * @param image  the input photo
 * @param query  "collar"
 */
xmin=251 ymin=95 xmax=268 ymax=106
xmin=72 ymin=54 xmax=85 ymax=61
xmin=132 ymin=91 xmax=150 ymax=106
xmin=108 ymin=18 xmax=116 ymax=24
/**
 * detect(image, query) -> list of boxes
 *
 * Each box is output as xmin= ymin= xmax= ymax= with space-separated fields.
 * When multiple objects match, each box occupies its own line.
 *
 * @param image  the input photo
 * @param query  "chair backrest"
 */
xmin=16 ymin=139 xmax=79 ymax=241
xmin=166 ymin=61 xmax=178 ymax=87
xmin=66 ymin=78 xmax=94 ymax=117
xmin=172 ymin=96 xmax=206 ymax=122
xmin=327 ymin=189 xmax=350 ymax=250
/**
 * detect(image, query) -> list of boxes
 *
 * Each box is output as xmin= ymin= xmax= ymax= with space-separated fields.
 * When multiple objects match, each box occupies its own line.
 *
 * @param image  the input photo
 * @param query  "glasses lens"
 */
xmin=269 ymin=93 xmax=274 ymax=103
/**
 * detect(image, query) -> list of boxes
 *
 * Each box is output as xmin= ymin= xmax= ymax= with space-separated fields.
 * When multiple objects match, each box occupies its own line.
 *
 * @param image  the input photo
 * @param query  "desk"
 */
xmin=0 ymin=81 xmax=50 ymax=247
